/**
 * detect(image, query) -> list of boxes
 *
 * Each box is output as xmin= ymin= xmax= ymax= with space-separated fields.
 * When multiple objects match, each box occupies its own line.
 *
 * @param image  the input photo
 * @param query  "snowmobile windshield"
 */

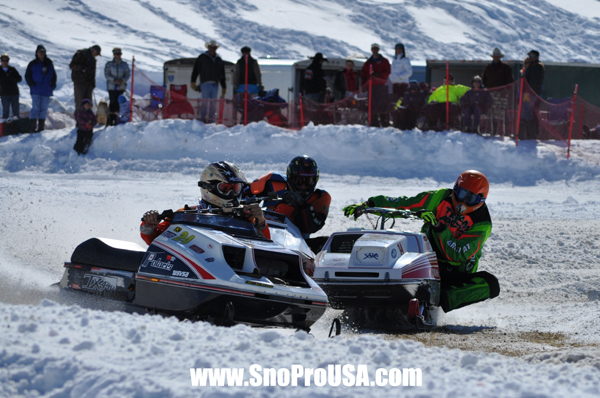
xmin=171 ymin=212 xmax=259 ymax=238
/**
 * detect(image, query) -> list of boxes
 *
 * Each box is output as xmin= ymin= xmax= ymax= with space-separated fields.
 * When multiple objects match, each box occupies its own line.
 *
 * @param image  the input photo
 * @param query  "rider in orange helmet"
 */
xmin=343 ymin=170 xmax=499 ymax=313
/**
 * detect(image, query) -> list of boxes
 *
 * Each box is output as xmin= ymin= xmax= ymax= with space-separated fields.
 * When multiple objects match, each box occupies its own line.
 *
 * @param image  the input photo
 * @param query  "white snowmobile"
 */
xmin=312 ymin=207 xmax=440 ymax=329
xmin=59 ymin=203 xmax=328 ymax=331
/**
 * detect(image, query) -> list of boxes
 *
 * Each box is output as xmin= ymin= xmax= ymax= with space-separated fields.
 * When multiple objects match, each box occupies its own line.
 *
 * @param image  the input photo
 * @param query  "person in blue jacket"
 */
xmin=25 ymin=45 xmax=56 ymax=132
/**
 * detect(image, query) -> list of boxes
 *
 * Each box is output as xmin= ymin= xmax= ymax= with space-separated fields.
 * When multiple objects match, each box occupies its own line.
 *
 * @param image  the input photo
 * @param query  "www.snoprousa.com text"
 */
xmin=190 ymin=364 xmax=422 ymax=387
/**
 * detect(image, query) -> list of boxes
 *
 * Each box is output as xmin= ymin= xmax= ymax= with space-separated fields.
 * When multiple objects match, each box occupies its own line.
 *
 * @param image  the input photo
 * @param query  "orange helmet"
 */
xmin=452 ymin=170 xmax=489 ymax=214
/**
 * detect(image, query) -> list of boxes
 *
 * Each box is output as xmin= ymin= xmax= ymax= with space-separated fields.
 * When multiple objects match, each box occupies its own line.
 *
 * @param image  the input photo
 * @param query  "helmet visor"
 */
xmin=454 ymin=185 xmax=485 ymax=206
xmin=217 ymin=182 xmax=242 ymax=197
xmin=290 ymin=175 xmax=315 ymax=188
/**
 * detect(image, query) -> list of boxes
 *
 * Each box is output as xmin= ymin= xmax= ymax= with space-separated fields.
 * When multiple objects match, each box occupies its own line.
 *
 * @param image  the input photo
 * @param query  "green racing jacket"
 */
xmin=368 ymin=188 xmax=492 ymax=273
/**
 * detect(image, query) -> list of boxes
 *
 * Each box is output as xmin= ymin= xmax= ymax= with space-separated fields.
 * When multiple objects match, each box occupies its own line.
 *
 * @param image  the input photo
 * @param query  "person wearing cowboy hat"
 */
xmin=233 ymin=46 xmax=263 ymax=97
xmin=524 ymin=50 xmax=544 ymax=96
xmin=104 ymin=47 xmax=131 ymax=126
xmin=69 ymin=44 xmax=102 ymax=118
xmin=191 ymin=40 xmax=227 ymax=123
xmin=481 ymin=47 xmax=514 ymax=89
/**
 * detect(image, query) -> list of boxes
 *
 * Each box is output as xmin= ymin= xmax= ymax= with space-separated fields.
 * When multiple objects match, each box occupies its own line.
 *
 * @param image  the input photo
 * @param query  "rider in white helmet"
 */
xmin=140 ymin=161 xmax=268 ymax=244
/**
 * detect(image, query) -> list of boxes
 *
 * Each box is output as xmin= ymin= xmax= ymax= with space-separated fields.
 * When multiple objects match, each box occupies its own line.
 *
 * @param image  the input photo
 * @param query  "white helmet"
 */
xmin=198 ymin=161 xmax=247 ymax=207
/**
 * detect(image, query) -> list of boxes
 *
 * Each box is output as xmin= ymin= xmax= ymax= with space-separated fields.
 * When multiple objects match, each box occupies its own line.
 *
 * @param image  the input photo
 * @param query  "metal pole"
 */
xmin=445 ymin=61 xmax=449 ymax=131
xmin=129 ymin=56 xmax=135 ymax=123
xmin=244 ymin=54 xmax=248 ymax=126
xmin=299 ymin=93 xmax=305 ymax=127
xmin=515 ymin=69 xmax=525 ymax=146
xmin=368 ymin=64 xmax=373 ymax=126
xmin=567 ymin=84 xmax=578 ymax=159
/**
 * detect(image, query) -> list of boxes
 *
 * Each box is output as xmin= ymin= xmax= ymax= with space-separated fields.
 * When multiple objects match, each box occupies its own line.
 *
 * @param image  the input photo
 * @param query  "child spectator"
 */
xmin=74 ymin=99 xmax=97 ymax=155
xmin=460 ymin=76 xmax=493 ymax=133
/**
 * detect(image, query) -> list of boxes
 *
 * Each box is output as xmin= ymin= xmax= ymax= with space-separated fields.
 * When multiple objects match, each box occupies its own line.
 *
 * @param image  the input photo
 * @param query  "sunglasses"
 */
xmin=217 ymin=182 xmax=242 ymax=196
xmin=291 ymin=176 xmax=315 ymax=187
xmin=114 ymin=53 xmax=122 ymax=56
xmin=0 ymin=59 xmax=8 ymax=62
xmin=453 ymin=185 xmax=485 ymax=206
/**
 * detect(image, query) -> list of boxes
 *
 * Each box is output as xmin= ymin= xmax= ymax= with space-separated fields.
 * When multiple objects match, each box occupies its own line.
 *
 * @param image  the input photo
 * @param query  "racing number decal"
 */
xmin=172 ymin=231 xmax=195 ymax=244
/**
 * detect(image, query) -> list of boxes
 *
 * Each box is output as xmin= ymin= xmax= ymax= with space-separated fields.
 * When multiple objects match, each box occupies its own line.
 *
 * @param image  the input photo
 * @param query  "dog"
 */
xmin=96 ymin=99 xmax=109 ymax=125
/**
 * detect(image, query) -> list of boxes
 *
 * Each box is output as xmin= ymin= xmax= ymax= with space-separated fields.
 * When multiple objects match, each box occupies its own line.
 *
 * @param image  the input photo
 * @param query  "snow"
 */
xmin=2 ymin=0 xmax=600 ymax=396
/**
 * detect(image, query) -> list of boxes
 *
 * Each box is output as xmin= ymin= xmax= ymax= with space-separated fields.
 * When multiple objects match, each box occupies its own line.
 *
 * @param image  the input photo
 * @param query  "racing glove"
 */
xmin=244 ymin=203 xmax=267 ymax=230
xmin=343 ymin=202 xmax=367 ymax=220
xmin=419 ymin=211 xmax=437 ymax=224
xmin=282 ymin=191 xmax=305 ymax=207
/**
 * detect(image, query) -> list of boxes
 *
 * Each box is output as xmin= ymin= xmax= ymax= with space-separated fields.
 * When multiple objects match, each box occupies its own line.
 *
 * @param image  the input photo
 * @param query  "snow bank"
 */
xmin=1 ymin=120 xmax=599 ymax=185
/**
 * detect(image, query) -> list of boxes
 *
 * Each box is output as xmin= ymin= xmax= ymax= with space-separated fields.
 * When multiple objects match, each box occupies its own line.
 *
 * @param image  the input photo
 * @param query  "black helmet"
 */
xmin=198 ymin=161 xmax=247 ymax=207
xmin=286 ymin=156 xmax=319 ymax=198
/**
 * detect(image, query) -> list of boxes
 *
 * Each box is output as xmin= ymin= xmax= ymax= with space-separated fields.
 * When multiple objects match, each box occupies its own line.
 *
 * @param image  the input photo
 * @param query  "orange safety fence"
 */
xmin=126 ymin=62 xmax=600 ymax=145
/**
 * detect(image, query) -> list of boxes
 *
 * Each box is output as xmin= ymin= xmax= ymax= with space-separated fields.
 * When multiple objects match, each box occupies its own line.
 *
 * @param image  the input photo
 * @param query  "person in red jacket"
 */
xmin=361 ymin=43 xmax=391 ymax=127
xmin=244 ymin=155 xmax=331 ymax=253
xmin=140 ymin=161 xmax=269 ymax=245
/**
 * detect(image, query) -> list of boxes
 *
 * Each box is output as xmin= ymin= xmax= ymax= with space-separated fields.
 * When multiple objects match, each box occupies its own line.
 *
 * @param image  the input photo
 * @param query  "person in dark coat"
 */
xmin=190 ymin=40 xmax=227 ymax=123
xmin=74 ymin=99 xmax=97 ymax=155
xmin=524 ymin=50 xmax=544 ymax=96
xmin=393 ymin=80 xmax=427 ymax=130
xmin=233 ymin=46 xmax=262 ymax=96
xmin=482 ymin=48 xmax=514 ymax=89
xmin=25 ymin=45 xmax=56 ymax=132
xmin=0 ymin=53 xmax=22 ymax=120
xmin=334 ymin=59 xmax=358 ymax=99
xmin=70 ymin=44 xmax=101 ymax=118
xmin=303 ymin=52 xmax=328 ymax=103
xmin=461 ymin=76 xmax=493 ymax=133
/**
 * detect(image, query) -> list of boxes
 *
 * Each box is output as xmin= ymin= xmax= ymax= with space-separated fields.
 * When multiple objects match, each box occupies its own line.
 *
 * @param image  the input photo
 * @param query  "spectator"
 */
xmin=104 ymin=47 xmax=131 ymax=126
xmin=117 ymin=94 xmax=131 ymax=124
xmin=233 ymin=46 xmax=262 ymax=96
xmin=423 ymin=74 xmax=470 ymax=131
xmin=361 ymin=43 xmax=391 ymax=127
xmin=73 ymin=99 xmax=97 ymax=155
xmin=460 ymin=76 xmax=493 ymax=133
xmin=482 ymin=48 xmax=514 ymax=88
xmin=525 ymin=50 xmax=544 ymax=96
xmin=303 ymin=52 xmax=328 ymax=103
xmin=387 ymin=43 xmax=412 ymax=98
xmin=392 ymin=80 xmax=427 ymax=130
xmin=191 ymin=40 xmax=227 ymax=123
xmin=334 ymin=59 xmax=358 ymax=99
xmin=0 ymin=53 xmax=22 ymax=120
xmin=25 ymin=45 xmax=56 ymax=132
xmin=70 ymin=44 xmax=101 ymax=118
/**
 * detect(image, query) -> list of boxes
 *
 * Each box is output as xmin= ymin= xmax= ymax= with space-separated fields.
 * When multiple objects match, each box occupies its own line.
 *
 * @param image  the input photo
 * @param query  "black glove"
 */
xmin=282 ymin=191 xmax=305 ymax=207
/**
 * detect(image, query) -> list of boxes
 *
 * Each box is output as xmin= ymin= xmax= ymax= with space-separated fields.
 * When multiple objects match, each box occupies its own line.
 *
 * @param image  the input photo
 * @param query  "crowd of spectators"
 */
xmin=299 ymin=44 xmax=544 ymax=135
xmin=1 ymin=41 xmax=545 ymax=137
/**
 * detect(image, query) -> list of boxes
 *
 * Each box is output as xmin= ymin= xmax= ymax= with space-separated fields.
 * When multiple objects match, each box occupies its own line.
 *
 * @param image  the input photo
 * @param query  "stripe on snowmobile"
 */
xmin=136 ymin=275 xmax=253 ymax=296
xmin=153 ymin=241 xmax=215 ymax=280
xmin=136 ymin=275 xmax=327 ymax=306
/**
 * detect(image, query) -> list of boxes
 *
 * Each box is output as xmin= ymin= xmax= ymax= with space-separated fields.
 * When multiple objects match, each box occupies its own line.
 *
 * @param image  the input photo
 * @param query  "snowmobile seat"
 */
xmin=70 ymin=237 xmax=146 ymax=273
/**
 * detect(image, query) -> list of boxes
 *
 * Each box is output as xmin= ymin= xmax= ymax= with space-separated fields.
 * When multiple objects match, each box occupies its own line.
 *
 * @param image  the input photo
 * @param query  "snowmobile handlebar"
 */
xmin=362 ymin=207 xmax=421 ymax=230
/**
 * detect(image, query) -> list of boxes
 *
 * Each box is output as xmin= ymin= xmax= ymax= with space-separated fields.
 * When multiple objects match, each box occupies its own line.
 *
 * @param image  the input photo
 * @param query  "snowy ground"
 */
xmin=1 ymin=120 xmax=600 ymax=397
xmin=2 ymin=0 xmax=600 ymax=396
